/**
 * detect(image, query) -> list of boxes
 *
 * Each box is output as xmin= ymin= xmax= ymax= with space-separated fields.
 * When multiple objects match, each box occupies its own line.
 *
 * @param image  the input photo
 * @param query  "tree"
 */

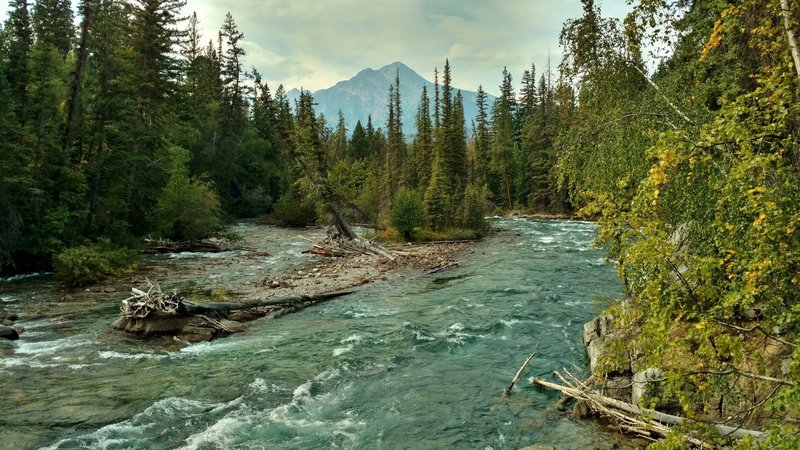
xmin=4 ymin=0 xmax=33 ymax=121
xmin=489 ymin=67 xmax=517 ymax=209
xmin=413 ymin=85 xmax=433 ymax=190
xmin=153 ymin=147 xmax=221 ymax=241
xmin=31 ymin=0 xmax=73 ymax=57
xmin=349 ymin=120 xmax=369 ymax=160
xmin=390 ymin=189 xmax=425 ymax=240
xmin=472 ymin=84 xmax=490 ymax=186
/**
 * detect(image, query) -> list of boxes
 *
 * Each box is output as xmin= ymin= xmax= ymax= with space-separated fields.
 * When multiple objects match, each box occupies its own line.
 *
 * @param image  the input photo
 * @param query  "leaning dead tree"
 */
xmin=290 ymin=93 xmax=394 ymax=260
xmin=534 ymin=370 xmax=766 ymax=445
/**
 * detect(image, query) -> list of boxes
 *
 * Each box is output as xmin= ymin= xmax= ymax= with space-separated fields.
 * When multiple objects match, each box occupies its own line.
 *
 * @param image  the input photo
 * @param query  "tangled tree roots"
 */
xmin=122 ymin=280 xmax=182 ymax=319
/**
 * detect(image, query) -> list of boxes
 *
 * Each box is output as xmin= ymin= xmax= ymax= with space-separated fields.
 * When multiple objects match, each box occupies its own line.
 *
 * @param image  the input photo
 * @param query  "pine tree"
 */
xmin=489 ymin=67 xmax=517 ymax=209
xmin=220 ymin=12 xmax=245 ymax=112
xmin=348 ymin=120 xmax=369 ymax=160
xmin=384 ymin=70 xmax=405 ymax=201
xmin=4 ymin=0 xmax=33 ymax=121
xmin=413 ymin=85 xmax=433 ymax=191
xmin=473 ymin=85 xmax=490 ymax=186
xmin=31 ymin=0 xmax=73 ymax=57
xmin=332 ymin=110 xmax=348 ymax=162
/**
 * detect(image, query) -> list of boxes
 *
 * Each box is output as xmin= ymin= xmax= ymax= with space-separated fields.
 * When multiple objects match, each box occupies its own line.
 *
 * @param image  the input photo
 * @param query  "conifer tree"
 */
xmin=31 ymin=0 xmax=73 ymax=57
xmin=473 ymin=85 xmax=490 ymax=186
xmin=489 ymin=67 xmax=517 ymax=209
xmin=4 ymin=0 xmax=33 ymax=121
xmin=348 ymin=120 xmax=369 ymax=160
xmin=413 ymin=85 xmax=433 ymax=191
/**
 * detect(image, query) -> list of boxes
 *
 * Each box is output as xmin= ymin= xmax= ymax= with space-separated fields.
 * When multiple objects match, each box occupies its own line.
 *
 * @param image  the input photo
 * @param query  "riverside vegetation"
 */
xmin=0 ymin=0 xmax=799 ymax=447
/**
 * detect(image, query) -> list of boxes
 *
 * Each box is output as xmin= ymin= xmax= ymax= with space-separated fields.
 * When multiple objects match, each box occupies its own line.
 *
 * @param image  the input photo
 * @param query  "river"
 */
xmin=0 ymin=218 xmax=626 ymax=449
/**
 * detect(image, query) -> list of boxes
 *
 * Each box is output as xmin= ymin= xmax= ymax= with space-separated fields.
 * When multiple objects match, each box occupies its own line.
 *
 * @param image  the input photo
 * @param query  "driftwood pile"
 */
xmin=533 ymin=370 xmax=766 ymax=446
xmin=304 ymin=237 xmax=395 ymax=261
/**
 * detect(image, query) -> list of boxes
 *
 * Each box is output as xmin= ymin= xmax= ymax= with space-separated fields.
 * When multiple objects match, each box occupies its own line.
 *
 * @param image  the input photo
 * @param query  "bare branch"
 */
xmin=716 ymin=321 xmax=797 ymax=348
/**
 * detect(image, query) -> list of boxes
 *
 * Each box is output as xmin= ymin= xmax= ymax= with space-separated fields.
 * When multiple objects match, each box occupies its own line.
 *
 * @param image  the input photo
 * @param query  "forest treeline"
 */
xmin=0 ymin=0 xmax=573 ymax=275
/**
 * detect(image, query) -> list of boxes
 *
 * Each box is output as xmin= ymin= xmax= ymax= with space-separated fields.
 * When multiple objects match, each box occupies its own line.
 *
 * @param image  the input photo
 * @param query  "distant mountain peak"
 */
xmin=288 ymin=62 xmax=494 ymax=136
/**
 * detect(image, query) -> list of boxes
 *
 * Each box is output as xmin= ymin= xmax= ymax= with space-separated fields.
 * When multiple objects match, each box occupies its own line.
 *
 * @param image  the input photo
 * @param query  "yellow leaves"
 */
xmin=694 ymin=321 xmax=706 ymax=330
xmin=753 ymin=212 xmax=767 ymax=227
xmin=725 ymin=223 xmax=735 ymax=231
xmin=701 ymin=19 xmax=724 ymax=61
xmin=747 ymin=186 xmax=766 ymax=196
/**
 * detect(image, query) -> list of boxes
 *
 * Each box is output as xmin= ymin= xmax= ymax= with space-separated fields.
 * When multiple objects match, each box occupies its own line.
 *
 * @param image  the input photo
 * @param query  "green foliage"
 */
xmin=460 ymin=182 xmax=489 ymax=233
xmin=568 ymin=0 xmax=800 ymax=440
xmin=273 ymin=186 xmax=318 ymax=227
xmin=153 ymin=147 xmax=222 ymax=241
xmin=54 ymin=240 xmax=138 ymax=287
xmin=390 ymin=189 xmax=426 ymax=240
xmin=423 ymin=156 xmax=451 ymax=230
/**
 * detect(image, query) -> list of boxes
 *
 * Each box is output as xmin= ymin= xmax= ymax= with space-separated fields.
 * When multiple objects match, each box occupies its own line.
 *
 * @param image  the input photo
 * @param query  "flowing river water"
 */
xmin=0 ymin=218 xmax=628 ymax=449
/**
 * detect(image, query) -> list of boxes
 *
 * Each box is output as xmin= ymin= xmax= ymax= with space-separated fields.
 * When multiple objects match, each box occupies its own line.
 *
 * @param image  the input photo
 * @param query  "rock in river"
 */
xmin=0 ymin=326 xmax=20 ymax=341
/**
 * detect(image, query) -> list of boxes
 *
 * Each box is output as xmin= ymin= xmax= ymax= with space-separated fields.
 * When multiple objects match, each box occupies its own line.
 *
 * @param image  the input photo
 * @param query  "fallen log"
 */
xmin=533 ymin=372 xmax=767 ymax=442
xmin=179 ymin=289 xmax=356 ymax=315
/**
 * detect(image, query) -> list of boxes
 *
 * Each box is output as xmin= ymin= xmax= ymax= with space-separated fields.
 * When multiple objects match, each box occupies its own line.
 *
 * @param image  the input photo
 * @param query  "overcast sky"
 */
xmin=1 ymin=1 xmax=633 ymax=96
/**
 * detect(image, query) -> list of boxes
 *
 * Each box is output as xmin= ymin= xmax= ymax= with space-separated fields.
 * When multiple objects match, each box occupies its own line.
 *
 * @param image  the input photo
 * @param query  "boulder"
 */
xmin=582 ymin=318 xmax=600 ymax=345
xmin=1 ymin=319 xmax=13 ymax=326
xmin=632 ymin=368 xmax=664 ymax=406
xmin=587 ymin=337 xmax=606 ymax=373
xmin=4 ymin=312 xmax=18 ymax=322
xmin=111 ymin=315 xmax=191 ymax=336
xmin=0 ymin=326 xmax=20 ymax=341
xmin=600 ymin=376 xmax=632 ymax=403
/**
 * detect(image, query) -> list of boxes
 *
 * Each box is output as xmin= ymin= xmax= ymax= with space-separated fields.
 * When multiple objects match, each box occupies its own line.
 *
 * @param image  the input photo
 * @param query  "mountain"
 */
xmin=286 ymin=62 xmax=494 ymax=138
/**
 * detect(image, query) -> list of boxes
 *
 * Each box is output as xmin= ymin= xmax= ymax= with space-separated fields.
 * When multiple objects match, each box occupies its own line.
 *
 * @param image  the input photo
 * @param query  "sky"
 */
xmin=1 ymin=0 xmax=634 ymax=96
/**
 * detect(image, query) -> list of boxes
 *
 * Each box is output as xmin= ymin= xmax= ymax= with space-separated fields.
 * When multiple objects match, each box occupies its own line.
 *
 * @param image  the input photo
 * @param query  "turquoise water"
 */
xmin=0 ymin=219 xmax=625 ymax=449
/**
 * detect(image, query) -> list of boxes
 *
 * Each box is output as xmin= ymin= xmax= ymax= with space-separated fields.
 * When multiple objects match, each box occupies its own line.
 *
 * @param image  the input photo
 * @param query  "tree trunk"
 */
xmin=179 ymin=289 xmax=355 ymax=316
xmin=63 ymin=0 xmax=94 ymax=155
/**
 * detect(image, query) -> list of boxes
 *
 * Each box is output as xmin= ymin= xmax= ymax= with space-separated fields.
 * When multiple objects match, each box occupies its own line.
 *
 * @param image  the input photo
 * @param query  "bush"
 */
xmin=55 ymin=241 xmax=138 ymax=287
xmin=390 ymin=189 xmax=426 ymax=240
xmin=273 ymin=187 xmax=317 ymax=227
xmin=153 ymin=147 xmax=222 ymax=241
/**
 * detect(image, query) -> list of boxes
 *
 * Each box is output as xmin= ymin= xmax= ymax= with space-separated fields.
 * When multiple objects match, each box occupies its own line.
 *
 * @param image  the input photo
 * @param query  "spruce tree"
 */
xmin=349 ymin=120 xmax=369 ymax=160
xmin=4 ymin=0 xmax=33 ymax=122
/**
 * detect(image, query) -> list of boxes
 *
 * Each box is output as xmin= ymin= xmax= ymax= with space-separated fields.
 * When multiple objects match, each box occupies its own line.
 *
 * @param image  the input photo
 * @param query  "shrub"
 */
xmin=153 ymin=147 xmax=222 ymax=241
xmin=390 ymin=189 xmax=426 ymax=241
xmin=55 ymin=241 xmax=138 ymax=287
xmin=273 ymin=187 xmax=317 ymax=227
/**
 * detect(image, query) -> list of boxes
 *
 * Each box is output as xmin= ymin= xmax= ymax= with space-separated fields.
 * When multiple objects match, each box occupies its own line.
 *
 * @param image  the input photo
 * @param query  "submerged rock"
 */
xmin=0 ymin=326 xmax=20 ymax=341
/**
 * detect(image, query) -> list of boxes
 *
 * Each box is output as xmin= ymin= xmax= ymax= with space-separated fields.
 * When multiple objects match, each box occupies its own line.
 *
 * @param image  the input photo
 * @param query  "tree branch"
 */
xmin=715 ymin=321 xmax=797 ymax=348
